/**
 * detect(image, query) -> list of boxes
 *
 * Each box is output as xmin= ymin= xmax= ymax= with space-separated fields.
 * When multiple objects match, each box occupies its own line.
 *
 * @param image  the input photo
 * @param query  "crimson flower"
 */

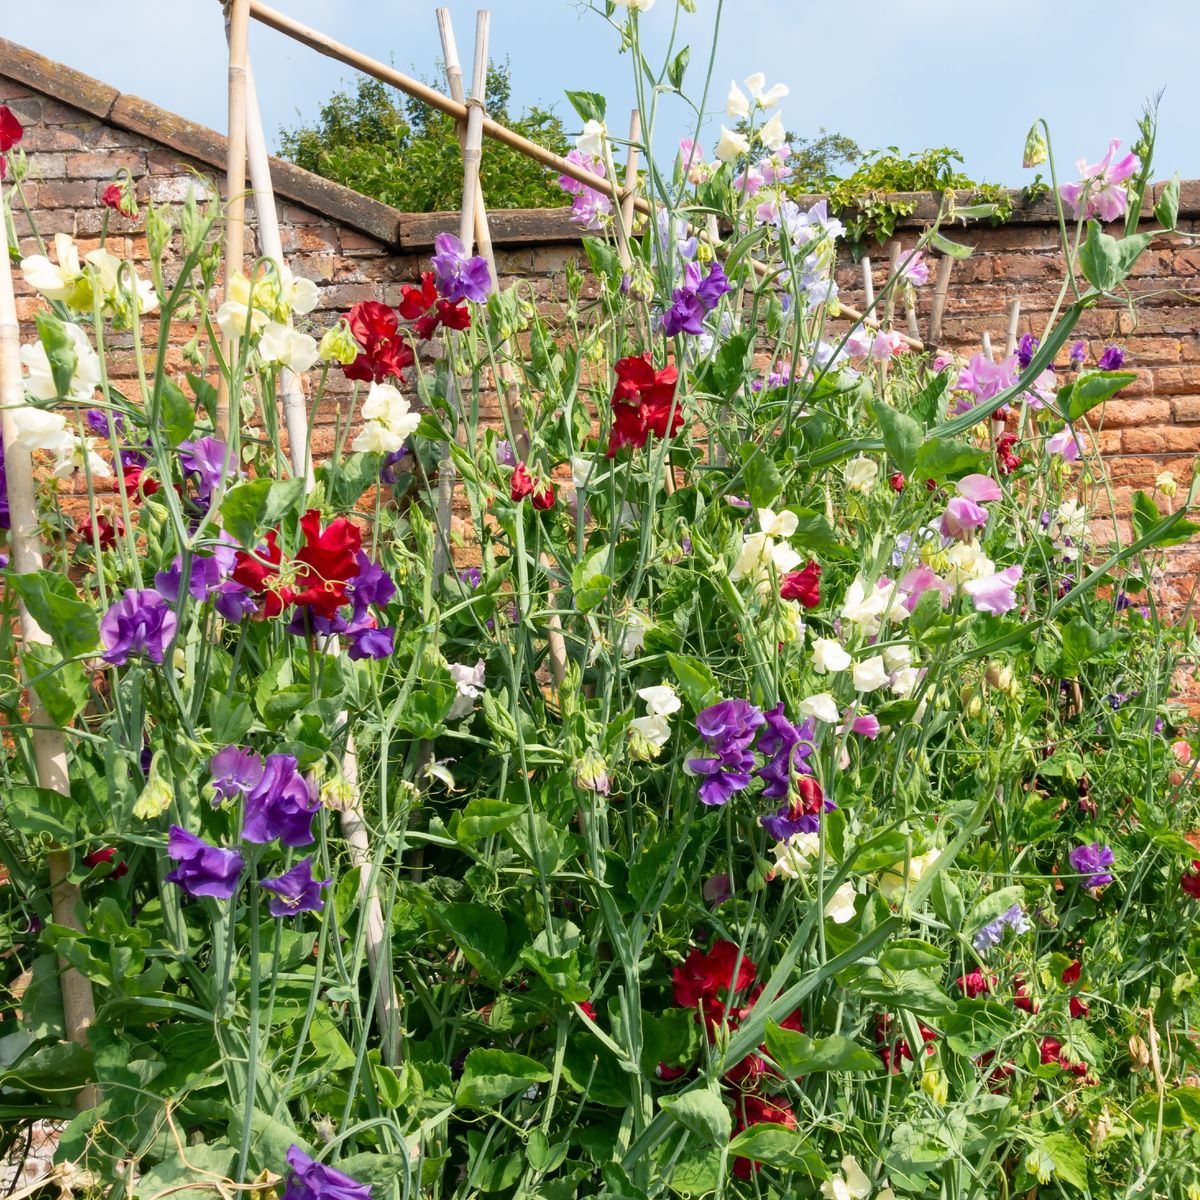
xmin=995 ymin=431 xmax=1021 ymax=475
xmin=398 ymin=271 xmax=471 ymax=340
xmin=889 ymin=471 xmax=906 ymax=492
xmin=510 ymin=464 xmax=555 ymax=510
xmin=606 ymin=355 xmax=681 ymax=457
xmin=1039 ymin=1036 xmax=1090 ymax=1078
xmin=1181 ymin=861 xmax=1200 ymax=898
xmin=101 ymin=182 xmax=137 ymax=218
xmin=0 ymin=106 xmax=22 ymax=153
xmin=79 ymin=512 xmax=123 ymax=550
xmin=342 ymin=301 xmax=415 ymax=383
xmin=83 ymin=847 xmax=128 ymax=879
xmin=673 ymin=940 xmax=757 ymax=1031
xmin=779 ymin=560 xmax=820 ymax=607
xmin=956 ymin=968 xmax=994 ymax=999
xmin=122 ymin=462 xmax=159 ymax=498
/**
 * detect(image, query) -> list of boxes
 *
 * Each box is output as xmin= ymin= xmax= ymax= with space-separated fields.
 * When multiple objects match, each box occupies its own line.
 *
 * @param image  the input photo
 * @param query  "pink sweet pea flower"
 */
xmin=679 ymin=138 xmax=704 ymax=170
xmin=940 ymin=496 xmax=989 ymax=541
xmin=1047 ymin=427 xmax=1082 ymax=462
xmin=964 ymin=565 xmax=1023 ymax=616
xmin=955 ymin=353 xmax=1019 ymax=408
xmin=850 ymin=714 xmax=881 ymax=739
xmin=845 ymin=328 xmax=874 ymax=357
xmin=956 ymin=474 xmax=1002 ymax=503
xmin=932 ymin=354 xmax=954 ymax=372
xmin=899 ymin=249 xmax=929 ymax=287
xmin=871 ymin=330 xmax=907 ymax=359
xmin=901 ymin=565 xmax=950 ymax=612
xmin=1059 ymin=139 xmax=1140 ymax=223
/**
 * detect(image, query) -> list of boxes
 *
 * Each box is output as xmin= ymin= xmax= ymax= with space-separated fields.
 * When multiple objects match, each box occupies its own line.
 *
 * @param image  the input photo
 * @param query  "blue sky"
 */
xmin=6 ymin=1 xmax=1196 ymax=187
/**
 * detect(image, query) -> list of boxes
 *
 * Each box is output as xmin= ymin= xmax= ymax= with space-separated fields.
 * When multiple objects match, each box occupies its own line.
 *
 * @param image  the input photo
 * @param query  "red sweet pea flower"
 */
xmin=510 ymin=464 xmax=555 ymax=510
xmin=399 ymin=271 xmax=472 ymax=341
xmin=1061 ymin=959 xmax=1082 ymax=986
xmin=1012 ymin=974 xmax=1039 ymax=1013
xmin=1069 ymin=996 xmax=1090 ymax=1020
xmin=0 ymin=105 xmax=23 ymax=153
xmin=606 ymin=355 xmax=681 ymax=457
xmin=79 ymin=513 xmax=124 ymax=550
xmin=1181 ymin=861 xmax=1200 ymax=898
xmin=101 ymin=182 xmax=137 ymax=218
xmin=83 ymin=847 xmax=128 ymax=879
xmin=1039 ymin=1036 xmax=1090 ymax=1078
xmin=779 ymin=560 xmax=821 ymax=607
xmin=996 ymin=431 xmax=1021 ymax=476
xmin=578 ymin=1001 xmax=597 ymax=1021
xmin=673 ymin=940 xmax=757 ymax=1030
xmin=398 ymin=272 xmax=437 ymax=320
xmin=233 ymin=530 xmax=292 ymax=618
xmin=343 ymin=301 xmax=415 ymax=383
xmin=956 ymin=968 xmax=994 ymax=999
xmin=122 ymin=462 xmax=159 ymax=498
xmin=889 ymin=471 xmax=906 ymax=492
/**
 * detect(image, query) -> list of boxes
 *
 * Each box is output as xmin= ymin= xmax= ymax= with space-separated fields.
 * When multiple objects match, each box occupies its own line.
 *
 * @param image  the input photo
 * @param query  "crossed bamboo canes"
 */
xmin=0 ymin=170 xmax=99 ymax=1109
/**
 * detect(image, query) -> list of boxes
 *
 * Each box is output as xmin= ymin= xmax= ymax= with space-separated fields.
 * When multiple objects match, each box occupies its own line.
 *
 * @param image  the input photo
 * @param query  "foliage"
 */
xmin=278 ymin=65 xmax=569 ymax=212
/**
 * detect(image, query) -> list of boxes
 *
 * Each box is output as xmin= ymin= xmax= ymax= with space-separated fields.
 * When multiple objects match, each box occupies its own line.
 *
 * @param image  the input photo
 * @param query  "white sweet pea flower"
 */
xmin=770 ymin=833 xmax=821 ymax=879
xmin=259 ymin=322 xmax=320 ymax=374
xmin=852 ymin=655 xmax=889 ymax=693
xmin=779 ymin=601 xmax=806 ymax=644
xmin=811 ymin=637 xmax=851 ymax=674
xmin=576 ymin=120 xmax=607 ymax=158
xmin=726 ymin=81 xmax=750 ymax=119
xmin=945 ymin=542 xmax=995 ymax=584
xmin=352 ymin=421 xmax=405 ymax=455
xmin=878 ymin=850 xmax=940 ymax=901
xmin=758 ymin=111 xmax=787 ymax=152
xmin=9 ymin=406 xmax=74 ymax=457
xmin=20 ymin=233 xmax=83 ymax=300
xmin=821 ymin=1156 xmax=873 ymax=1200
xmin=447 ymin=659 xmax=485 ymax=720
xmin=216 ymin=275 xmax=271 ymax=339
xmin=799 ymin=692 xmax=839 ymax=723
xmin=82 ymin=246 xmax=159 ymax=316
xmin=638 ymin=684 xmax=681 ymax=718
xmin=730 ymin=532 xmax=802 ymax=592
xmin=756 ymin=506 xmax=798 ymax=538
xmin=1053 ymin=498 xmax=1089 ymax=544
xmin=882 ymin=644 xmax=912 ymax=673
xmin=890 ymin=666 xmax=921 ymax=696
xmin=844 ymin=455 xmax=879 ymax=492
xmin=613 ymin=0 xmax=655 ymax=9
xmin=629 ymin=713 xmax=671 ymax=748
xmin=352 ymin=381 xmax=421 ymax=454
xmin=743 ymin=72 xmax=789 ymax=110
xmin=278 ymin=265 xmax=319 ymax=316
xmin=19 ymin=322 xmax=102 ymax=403
xmin=621 ymin=610 xmax=651 ymax=657
xmin=52 ymin=436 xmax=112 ymax=481
xmin=839 ymin=576 xmax=896 ymax=636
xmin=824 ymin=881 xmax=857 ymax=924
xmin=716 ymin=126 xmax=751 ymax=162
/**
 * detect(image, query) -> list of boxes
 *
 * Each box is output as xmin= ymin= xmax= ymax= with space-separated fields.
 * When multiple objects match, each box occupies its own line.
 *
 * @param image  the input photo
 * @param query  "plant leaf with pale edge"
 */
xmin=455 ymin=1048 xmax=551 ymax=1108
xmin=1034 ymin=1131 xmax=1088 ymax=1193
xmin=219 ymin=477 xmax=306 ymax=547
xmin=1059 ymin=370 xmax=1137 ymax=422
xmin=659 ymin=1084 xmax=730 ymax=1145
xmin=1156 ymin=176 xmax=1180 ymax=230
xmin=564 ymin=90 xmax=606 ymax=124
xmin=667 ymin=652 xmax=720 ymax=710
xmin=726 ymin=1124 xmax=827 ymax=1176
xmin=6 ymin=570 xmax=99 ymax=659
xmin=764 ymin=1024 xmax=877 ymax=1074
xmin=35 ymin=311 xmax=76 ymax=399
xmin=874 ymin=402 xmax=922 ymax=474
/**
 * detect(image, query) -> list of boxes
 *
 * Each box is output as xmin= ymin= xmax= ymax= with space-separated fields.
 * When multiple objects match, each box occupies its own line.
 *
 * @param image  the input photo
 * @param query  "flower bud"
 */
xmin=1022 ymin=123 xmax=1048 ymax=169
xmin=985 ymin=661 xmax=1013 ymax=693
xmin=1128 ymin=1034 xmax=1150 ymax=1071
xmin=920 ymin=1067 xmax=948 ymax=1105
xmin=320 ymin=771 xmax=357 ymax=812
xmin=133 ymin=754 xmax=173 ymax=820
xmin=1156 ymin=470 xmax=1178 ymax=498
xmin=573 ymin=749 xmax=610 ymax=795
xmin=319 ymin=319 xmax=360 ymax=365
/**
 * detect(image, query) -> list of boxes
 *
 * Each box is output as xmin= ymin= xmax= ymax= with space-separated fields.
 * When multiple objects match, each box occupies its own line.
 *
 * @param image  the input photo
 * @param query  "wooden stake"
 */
xmin=860 ymin=256 xmax=875 ymax=325
xmin=1003 ymin=298 xmax=1021 ymax=358
xmin=620 ymin=109 xmax=642 ymax=241
xmin=218 ymin=0 xmax=251 ymax=441
xmin=0 ymin=185 xmax=98 ymax=1112
xmin=981 ymin=330 xmax=994 ymax=359
xmin=928 ymin=255 xmax=953 ymax=348
xmin=884 ymin=241 xmax=901 ymax=328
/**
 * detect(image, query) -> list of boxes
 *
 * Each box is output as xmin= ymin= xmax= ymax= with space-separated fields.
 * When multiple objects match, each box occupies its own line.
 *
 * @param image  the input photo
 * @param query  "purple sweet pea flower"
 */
xmin=380 ymin=447 xmax=409 ymax=485
xmin=100 ymin=589 xmax=177 ymax=665
xmin=663 ymin=290 xmax=706 ymax=337
xmin=696 ymin=262 xmax=731 ymax=310
xmin=209 ymin=745 xmax=265 ymax=806
xmin=964 ymin=565 xmax=1023 ymax=617
xmin=459 ymin=567 xmax=482 ymax=589
xmin=1059 ymin=139 xmax=1140 ymax=222
xmin=1098 ymin=345 xmax=1126 ymax=371
xmin=85 ymin=408 xmax=123 ymax=437
xmin=1016 ymin=334 xmax=1039 ymax=370
xmin=754 ymin=704 xmax=815 ymax=800
xmin=1047 ymin=427 xmax=1082 ymax=462
xmin=1069 ymin=340 xmax=1088 ymax=367
xmin=164 ymin=825 xmax=244 ymax=899
xmin=940 ymin=496 xmax=989 ymax=541
xmin=347 ymin=626 xmax=395 ymax=660
xmin=973 ymin=903 xmax=1031 ymax=951
xmin=954 ymin=353 xmax=1019 ymax=413
xmin=849 ymin=713 xmax=881 ymax=739
xmin=431 ymin=232 xmax=491 ymax=303
xmin=956 ymin=473 xmax=1003 ymax=503
xmin=282 ymin=1147 xmax=372 ymax=1200
xmin=687 ymin=699 xmax=765 ymax=807
xmin=241 ymin=755 xmax=320 ymax=847
xmin=1069 ymin=842 xmax=1115 ymax=888
xmin=0 ymin=429 xmax=9 ymax=531
xmin=259 ymin=857 xmax=331 ymax=917
xmin=179 ymin=437 xmax=236 ymax=505
xmin=347 ymin=553 xmax=396 ymax=612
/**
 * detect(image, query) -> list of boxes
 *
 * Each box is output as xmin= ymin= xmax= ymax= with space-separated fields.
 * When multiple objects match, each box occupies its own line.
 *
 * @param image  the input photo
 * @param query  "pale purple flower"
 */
xmin=898 ymin=248 xmax=928 ymax=286
xmin=900 ymin=565 xmax=950 ymax=612
xmin=347 ymin=625 xmax=395 ymax=660
xmin=849 ymin=713 xmax=880 ymax=739
xmin=755 ymin=704 xmax=815 ymax=800
xmin=571 ymin=188 xmax=612 ymax=230
xmin=260 ymin=856 xmax=331 ymax=917
xmin=494 ymin=439 xmax=517 ymax=467
xmin=164 ymin=826 xmax=244 ymax=900
xmin=100 ymin=588 xmax=177 ymax=665
xmin=1059 ymin=139 xmax=1140 ymax=222
xmin=956 ymin=473 xmax=1002 ymax=503
xmin=431 ymin=232 xmax=491 ymax=303
xmin=1069 ymin=842 xmax=1115 ymax=888
xmin=557 ymin=148 xmax=604 ymax=196
xmin=955 ymin=353 xmax=1019 ymax=411
xmin=179 ymin=437 xmax=235 ymax=505
xmin=209 ymin=745 xmax=264 ymax=806
xmin=1069 ymin=340 xmax=1087 ymax=367
xmin=963 ymin=565 xmax=1023 ymax=616
xmin=1047 ymin=427 xmax=1082 ymax=462
xmin=1098 ymin=345 xmax=1126 ymax=371
xmin=973 ymin=903 xmax=1031 ymax=951
xmin=282 ymin=1146 xmax=372 ymax=1200
xmin=940 ymin=496 xmax=989 ymax=541
xmin=1017 ymin=333 xmax=1039 ymax=369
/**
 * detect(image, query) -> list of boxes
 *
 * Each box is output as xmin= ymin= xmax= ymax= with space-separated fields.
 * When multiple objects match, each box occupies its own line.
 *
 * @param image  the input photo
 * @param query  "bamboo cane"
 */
xmin=620 ymin=109 xmax=642 ymax=241
xmin=243 ymin=60 xmax=312 ymax=486
xmin=860 ymin=256 xmax=875 ymax=326
xmin=245 ymin=0 xmax=927 ymax=350
xmin=0 ymin=186 xmax=98 ymax=1112
xmin=1003 ymin=298 xmax=1021 ymax=358
xmin=981 ymin=330 xmax=994 ymax=359
xmin=218 ymin=0 xmax=251 ymax=441
xmin=928 ymin=255 xmax=953 ymax=348
xmin=884 ymin=241 xmax=901 ymax=328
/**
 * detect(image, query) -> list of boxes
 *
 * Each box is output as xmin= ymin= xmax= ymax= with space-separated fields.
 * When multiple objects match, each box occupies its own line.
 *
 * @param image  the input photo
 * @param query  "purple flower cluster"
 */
xmin=755 ymin=704 xmax=815 ymax=800
xmin=100 ymin=588 xmax=178 ymax=665
xmin=260 ymin=857 xmax=331 ymax=917
xmin=687 ymin=699 xmax=765 ymax=806
xmin=431 ymin=232 xmax=491 ymax=304
xmin=165 ymin=825 xmax=244 ymax=899
xmin=209 ymin=746 xmax=321 ymax=848
xmin=1069 ymin=842 xmax=1115 ymax=888
xmin=179 ymin=437 xmax=240 ymax=507
xmin=972 ymin=903 xmax=1031 ymax=952
xmin=663 ymin=262 xmax=731 ymax=337
xmin=285 ymin=550 xmax=397 ymax=661
xmin=557 ymin=149 xmax=611 ymax=230
xmin=154 ymin=537 xmax=257 ymax=622
xmin=1016 ymin=333 xmax=1040 ymax=369
xmin=282 ymin=1147 xmax=372 ymax=1200
xmin=1098 ymin=345 xmax=1126 ymax=371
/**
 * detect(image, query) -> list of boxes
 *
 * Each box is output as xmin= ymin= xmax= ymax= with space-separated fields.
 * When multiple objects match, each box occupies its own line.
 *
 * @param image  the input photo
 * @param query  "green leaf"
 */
xmin=1060 ymin=616 xmax=1112 ymax=673
xmin=764 ymin=1024 xmax=877 ymax=1075
xmin=667 ymin=652 xmax=719 ymax=710
xmin=909 ymin=589 xmax=943 ymax=639
xmin=1173 ymin=1085 xmax=1200 ymax=1131
xmin=220 ymin=477 xmax=306 ymax=547
xmin=873 ymin=402 xmax=922 ymax=474
xmin=455 ymin=798 xmax=525 ymax=843
xmin=788 ymin=507 xmax=840 ymax=552
xmin=739 ymin=443 xmax=783 ymax=508
xmin=666 ymin=46 xmax=690 ymax=91
xmin=564 ymin=91 xmax=607 ymax=124
xmin=1060 ymin=369 xmax=1137 ymax=421
xmin=941 ymin=1001 xmax=1019 ymax=1058
xmin=2 ymin=785 xmax=78 ymax=848
xmin=1035 ymin=1131 xmax=1088 ymax=1193
xmin=929 ymin=232 xmax=973 ymax=259
xmin=35 ymin=312 xmax=77 ymax=399
xmin=1078 ymin=220 xmax=1121 ymax=291
xmin=1116 ymin=231 xmax=1153 ymax=278
xmin=325 ymin=453 xmax=382 ymax=508
xmin=726 ymin=1124 xmax=827 ymax=1175
xmin=911 ymin=437 xmax=986 ymax=483
xmin=702 ymin=330 xmax=753 ymax=398
xmin=187 ymin=372 xmax=218 ymax=421
xmin=879 ymin=938 xmax=949 ymax=971
xmin=455 ymin=1048 xmax=551 ymax=1108
xmin=158 ymin=377 xmax=195 ymax=446
xmin=0 ymin=1039 xmax=93 ymax=1095
xmin=1131 ymin=490 xmax=1199 ymax=547
xmin=24 ymin=643 xmax=89 ymax=727
xmin=1156 ymin=176 xmax=1180 ymax=230
xmin=965 ymin=885 xmax=1024 ymax=937
xmin=572 ymin=545 xmax=613 ymax=612
xmin=429 ymin=903 xmax=516 ymax=983
xmin=659 ymin=1085 xmax=730 ymax=1145
xmin=6 ymin=569 xmax=99 ymax=659
xmin=910 ymin=372 xmax=947 ymax=427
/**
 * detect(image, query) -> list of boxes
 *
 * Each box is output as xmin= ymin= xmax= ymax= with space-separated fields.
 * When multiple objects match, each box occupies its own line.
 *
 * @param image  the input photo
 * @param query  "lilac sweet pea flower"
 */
xmin=241 ymin=755 xmax=320 ymax=847
xmin=899 ymin=248 xmax=929 ymax=286
xmin=1059 ymin=139 xmax=1140 ymax=222
xmin=430 ymin=232 xmax=491 ymax=303
xmin=1069 ymin=340 xmax=1088 ymax=367
xmin=209 ymin=745 xmax=264 ymax=806
xmin=1098 ymin=345 xmax=1126 ymax=371
xmin=1069 ymin=842 xmax=1115 ymax=888
xmin=964 ymin=565 xmax=1023 ymax=616
xmin=348 ymin=626 xmax=395 ymax=660
xmin=164 ymin=826 xmax=244 ymax=899
xmin=154 ymin=538 xmax=255 ymax=621
xmin=973 ymin=903 xmax=1031 ymax=951
xmin=0 ymin=429 xmax=9 ymax=531
xmin=179 ymin=437 xmax=236 ymax=505
xmin=282 ymin=1147 xmax=372 ymax=1200
xmin=100 ymin=589 xmax=177 ymax=665
xmin=260 ymin=857 xmax=331 ymax=917
xmin=940 ymin=496 xmax=989 ymax=541
xmin=954 ymin=353 xmax=1019 ymax=412
xmin=686 ymin=699 xmax=765 ymax=807
xmin=849 ymin=713 xmax=881 ymax=739
xmin=1047 ymin=427 xmax=1082 ymax=462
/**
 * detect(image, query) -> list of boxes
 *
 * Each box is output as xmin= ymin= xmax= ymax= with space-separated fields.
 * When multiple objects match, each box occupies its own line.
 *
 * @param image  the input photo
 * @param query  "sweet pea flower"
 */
xmin=613 ymin=0 xmax=655 ymax=9
xmin=758 ymin=112 xmax=787 ymax=152
xmin=844 ymin=456 xmax=879 ymax=492
xmin=1069 ymin=842 xmax=1115 ymax=888
xmin=849 ymin=713 xmax=881 ymax=739
xmin=726 ymin=81 xmax=750 ymax=119
xmin=1059 ymin=139 xmax=1140 ymax=222
xmin=242 ymin=755 xmax=320 ymax=847
xmin=743 ymin=72 xmax=789 ymax=109
xmin=824 ymin=881 xmax=857 ymax=925
xmin=638 ymin=684 xmax=681 ymax=717
xmin=898 ymin=248 xmax=929 ymax=287
xmin=164 ymin=826 xmax=244 ymax=900
xmin=282 ymin=1147 xmax=373 ymax=1200
xmin=1098 ymin=344 xmax=1126 ymax=370
xmin=731 ymin=532 xmax=802 ymax=591
xmin=811 ymin=637 xmax=851 ymax=674
xmin=955 ymin=352 xmax=1018 ymax=408
xmin=956 ymin=473 xmax=1002 ymax=503
xmin=871 ymin=330 xmax=907 ymax=360
xmin=20 ymin=322 xmax=102 ymax=402
xmin=963 ymin=565 xmax=1023 ymax=616
xmin=716 ymin=126 xmax=750 ymax=162
xmin=852 ymin=655 xmax=889 ymax=693
xmin=352 ymin=381 xmax=422 ymax=455
xmin=259 ymin=322 xmax=320 ymax=374
xmin=260 ymin=857 xmax=331 ymax=917
xmin=798 ymin=693 xmax=839 ymax=723
xmin=576 ymin=120 xmax=606 ymax=158
xmin=756 ymin=507 xmax=798 ymax=538
xmin=878 ymin=850 xmax=940 ymax=901
xmin=448 ymin=660 xmax=486 ymax=721
xmin=821 ymin=1155 xmax=873 ymax=1200
xmin=1047 ymin=427 xmax=1082 ymax=462
xmin=100 ymin=589 xmax=177 ymax=665
xmin=940 ymin=495 xmax=989 ymax=541
xmin=430 ymin=232 xmax=491 ymax=303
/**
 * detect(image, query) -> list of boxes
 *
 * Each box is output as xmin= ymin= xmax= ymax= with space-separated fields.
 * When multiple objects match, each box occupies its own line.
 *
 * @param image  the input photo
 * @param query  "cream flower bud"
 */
xmin=716 ymin=126 xmax=751 ymax=162
xmin=852 ymin=655 xmax=889 ymax=692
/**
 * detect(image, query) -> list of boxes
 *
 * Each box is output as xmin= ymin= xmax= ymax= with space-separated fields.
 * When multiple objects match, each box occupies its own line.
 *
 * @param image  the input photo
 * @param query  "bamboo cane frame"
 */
xmin=928 ymin=255 xmax=953 ymax=348
xmin=1003 ymin=298 xmax=1021 ymax=358
xmin=244 ymin=0 xmax=925 ymax=350
xmin=0 ymin=184 xmax=98 ymax=1111
xmin=217 ymin=0 xmax=251 ymax=440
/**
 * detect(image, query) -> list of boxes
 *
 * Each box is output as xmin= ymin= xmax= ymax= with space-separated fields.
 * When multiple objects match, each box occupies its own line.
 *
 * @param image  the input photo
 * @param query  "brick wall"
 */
xmin=3 ymin=38 xmax=1200 ymax=621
